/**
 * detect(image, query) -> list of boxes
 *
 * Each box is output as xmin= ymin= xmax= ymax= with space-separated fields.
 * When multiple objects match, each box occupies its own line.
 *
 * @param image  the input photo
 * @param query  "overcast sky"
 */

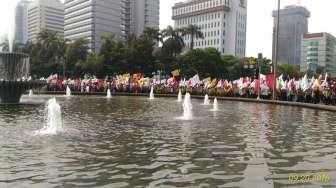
xmin=1 ymin=0 xmax=335 ymax=58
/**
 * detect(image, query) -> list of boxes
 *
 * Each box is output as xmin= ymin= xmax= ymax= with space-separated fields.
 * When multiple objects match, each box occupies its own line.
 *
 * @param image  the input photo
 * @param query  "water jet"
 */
xmin=149 ymin=86 xmax=154 ymax=100
xmin=181 ymin=93 xmax=192 ymax=120
xmin=107 ymin=89 xmax=111 ymax=98
xmin=203 ymin=94 xmax=210 ymax=105
xmin=35 ymin=98 xmax=63 ymax=135
xmin=178 ymin=89 xmax=182 ymax=102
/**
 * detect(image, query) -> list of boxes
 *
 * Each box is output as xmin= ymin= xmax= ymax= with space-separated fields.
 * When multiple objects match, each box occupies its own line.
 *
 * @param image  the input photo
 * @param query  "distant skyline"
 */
xmin=1 ymin=0 xmax=336 ymax=59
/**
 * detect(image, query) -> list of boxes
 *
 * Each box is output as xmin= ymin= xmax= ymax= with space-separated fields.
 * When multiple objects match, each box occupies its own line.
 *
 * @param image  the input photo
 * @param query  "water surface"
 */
xmin=0 ymin=95 xmax=335 ymax=187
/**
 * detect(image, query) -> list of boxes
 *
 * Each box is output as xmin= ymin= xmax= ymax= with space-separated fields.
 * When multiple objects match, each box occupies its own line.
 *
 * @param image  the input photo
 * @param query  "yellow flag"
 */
xmin=209 ymin=78 xmax=217 ymax=88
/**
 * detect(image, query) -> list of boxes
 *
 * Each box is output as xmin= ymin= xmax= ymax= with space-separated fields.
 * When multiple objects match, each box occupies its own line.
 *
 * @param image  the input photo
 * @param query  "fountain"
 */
xmin=149 ymin=86 xmax=155 ymax=100
xmin=66 ymin=86 xmax=71 ymax=97
xmin=211 ymin=98 xmax=219 ymax=111
xmin=107 ymin=89 xmax=111 ymax=98
xmin=178 ymin=89 xmax=183 ymax=102
xmin=35 ymin=98 xmax=63 ymax=135
xmin=181 ymin=93 xmax=192 ymax=120
xmin=203 ymin=94 xmax=210 ymax=105
xmin=0 ymin=52 xmax=44 ymax=103
xmin=28 ymin=89 xmax=33 ymax=97
xmin=0 ymin=9 xmax=45 ymax=104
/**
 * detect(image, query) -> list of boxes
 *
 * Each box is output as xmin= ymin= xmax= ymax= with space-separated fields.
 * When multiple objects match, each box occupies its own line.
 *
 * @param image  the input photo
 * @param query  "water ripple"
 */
xmin=0 ymin=96 xmax=335 ymax=187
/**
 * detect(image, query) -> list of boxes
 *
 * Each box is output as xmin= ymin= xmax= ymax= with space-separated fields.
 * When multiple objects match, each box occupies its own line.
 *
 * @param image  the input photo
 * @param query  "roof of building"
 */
xmin=272 ymin=5 xmax=310 ymax=18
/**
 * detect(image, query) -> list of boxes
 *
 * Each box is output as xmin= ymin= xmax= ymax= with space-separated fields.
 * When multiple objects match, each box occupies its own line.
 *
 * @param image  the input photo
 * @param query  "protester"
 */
xmin=43 ymin=73 xmax=336 ymax=105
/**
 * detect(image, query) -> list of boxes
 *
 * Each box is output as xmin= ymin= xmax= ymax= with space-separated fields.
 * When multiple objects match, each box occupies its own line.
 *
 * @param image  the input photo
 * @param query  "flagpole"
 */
xmin=273 ymin=0 xmax=280 ymax=100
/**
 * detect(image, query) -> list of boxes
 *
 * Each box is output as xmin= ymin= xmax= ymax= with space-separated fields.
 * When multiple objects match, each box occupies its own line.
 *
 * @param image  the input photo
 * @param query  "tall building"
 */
xmin=124 ymin=0 xmax=160 ymax=36
xmin=27 ymin=0 xmax=64 ymax=42
xmin=272 ymin=5 xmax=310 ymax=65
xmin=65 ymin=0 xmax=160 ymax=53
xmin=300 ymin=33 xmax=336 ymax=76
xmin=172 ymin=0 xmax=247 ymax=57
xmin=14 ymin=0 xmax=31 ymax=44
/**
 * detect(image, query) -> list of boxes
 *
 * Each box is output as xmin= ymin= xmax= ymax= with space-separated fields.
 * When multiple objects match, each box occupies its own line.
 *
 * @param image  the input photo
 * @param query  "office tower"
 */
xmin=301 ymin=33 xmax=336 ymax=76
xmin=272 ymin=5 xmax=310 ymax=65
xmin=15 ymin=0 xmax=31 ymax=44
xmin=65 ymin=0 xmax=160 ymax=53
xmin=124 ymin=0 xmax=160 ymax=36
xmin=172 ymin=0 xmax=247 ymax=57
xmin=27 ymin=0 xmax=64 ymax=42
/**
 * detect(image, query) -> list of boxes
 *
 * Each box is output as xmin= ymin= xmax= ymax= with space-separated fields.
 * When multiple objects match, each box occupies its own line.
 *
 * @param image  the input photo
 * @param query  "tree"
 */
xmin=66 ymin=38 xmax=89 ymax=76
xmin=76 ymin=53 xmax=103 ymax=76
xmin=99 ymin=34 xmax=126 ymax=74
xmin=37 ymin=30 xmax=67 ymax=64
xmin=181 ymin=24 xmax=204 ymax=50
xmin=25 ymin=30 xmax=69 ymax=77
xmin=277 ymin=64 xmax=302 ymax=79
xmin=222 ymin=55 xmax=242 ymax=80
xmin=177 ymin=48 xmax=224 ymax=78
xmin=161 ymin=26 xmax=185 ymax=57
xmin=143 ymin=27 xmax=162 ymax=45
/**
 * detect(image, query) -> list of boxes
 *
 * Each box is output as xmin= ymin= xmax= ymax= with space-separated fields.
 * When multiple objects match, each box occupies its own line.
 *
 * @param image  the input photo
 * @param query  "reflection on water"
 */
xmin=0 ymin=95 xmax=335 ymax=187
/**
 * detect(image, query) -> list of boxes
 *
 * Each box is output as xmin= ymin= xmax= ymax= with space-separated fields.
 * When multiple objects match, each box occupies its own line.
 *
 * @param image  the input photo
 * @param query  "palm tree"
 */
xmin=181 ymin=24 xmax=204 ymax=50
xmin=161 ymin=26 xmax=185 ymax=56
xmin=143 ymin=27 xmax=163 ymax=45
xmin=37 ymin=30 xmax=68 ymax=63
xmin=37 ymin=30 xmax=68 ymax=76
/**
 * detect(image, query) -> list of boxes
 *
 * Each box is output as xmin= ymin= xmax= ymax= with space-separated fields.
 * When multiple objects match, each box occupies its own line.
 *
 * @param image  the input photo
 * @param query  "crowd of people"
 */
xmin=44 ymin=73 xmax=336 ymax=105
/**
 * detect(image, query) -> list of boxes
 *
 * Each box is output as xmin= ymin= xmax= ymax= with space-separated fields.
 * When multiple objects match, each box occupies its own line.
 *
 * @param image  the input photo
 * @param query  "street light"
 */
xmin=257 ymin=53 xmax=263 ymax=100
xmin=273 ymin=0 xmax=281 ymax=100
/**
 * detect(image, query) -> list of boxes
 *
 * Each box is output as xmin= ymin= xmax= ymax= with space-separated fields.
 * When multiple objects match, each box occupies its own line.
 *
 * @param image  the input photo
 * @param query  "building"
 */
xmin=272 ymin=5 xmax=310 ymax=65
xmin=64 ymin=0 xmax=160 ymax=53
xmin=300 ymin=32 xmax=336 ymax=76
xmin=124 ymin=0 xmax=160 ymax=36
xmin=172 ymin=0 xmax=247 ymax=57
xmin=14 ymin=0 xmax=31 ymax=44
xmin=27 ymin=0 xmax=64 ymax=42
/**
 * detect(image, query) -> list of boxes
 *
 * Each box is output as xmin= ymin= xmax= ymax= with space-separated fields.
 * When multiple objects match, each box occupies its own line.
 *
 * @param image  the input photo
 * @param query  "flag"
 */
xmin=265 ymin=73 xmax=274 ymax=89
xmin=202 ymin=77 xmax=211 ymax=88
xmin=167 ymin=77 xmax=178 ymax=87
xmin=216 ymin=79 xmax=222 ymax=88
xmin=188 ymin=74 xmax=200 ymax=87
xmin=209 ymin=78 xmax=217 ymax=89
xmin=179 ymin=78 xmax=186 ymax=87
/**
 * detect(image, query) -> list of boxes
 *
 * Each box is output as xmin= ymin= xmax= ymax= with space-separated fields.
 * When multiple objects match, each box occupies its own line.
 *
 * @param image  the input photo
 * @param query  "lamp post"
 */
xmin=257 ymin=53 xmax=263 ymax=100
xmin=273 ymin=0 xmax=280 ymax=100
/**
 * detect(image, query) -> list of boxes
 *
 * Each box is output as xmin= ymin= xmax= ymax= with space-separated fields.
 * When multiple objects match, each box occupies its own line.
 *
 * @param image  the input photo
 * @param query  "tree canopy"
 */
xmin=2 ymin=26 xmax=313 ymax=80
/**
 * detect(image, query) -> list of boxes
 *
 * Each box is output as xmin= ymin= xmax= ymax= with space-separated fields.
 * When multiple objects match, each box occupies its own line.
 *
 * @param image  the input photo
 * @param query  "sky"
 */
xmin=1 ymin=0 xmax=336 ymax=59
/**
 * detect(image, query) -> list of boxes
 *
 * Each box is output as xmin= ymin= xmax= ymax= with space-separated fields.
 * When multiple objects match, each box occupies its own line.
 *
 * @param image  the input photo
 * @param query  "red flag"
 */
xmin=266 ymin=73 xmax=274 ymax=89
